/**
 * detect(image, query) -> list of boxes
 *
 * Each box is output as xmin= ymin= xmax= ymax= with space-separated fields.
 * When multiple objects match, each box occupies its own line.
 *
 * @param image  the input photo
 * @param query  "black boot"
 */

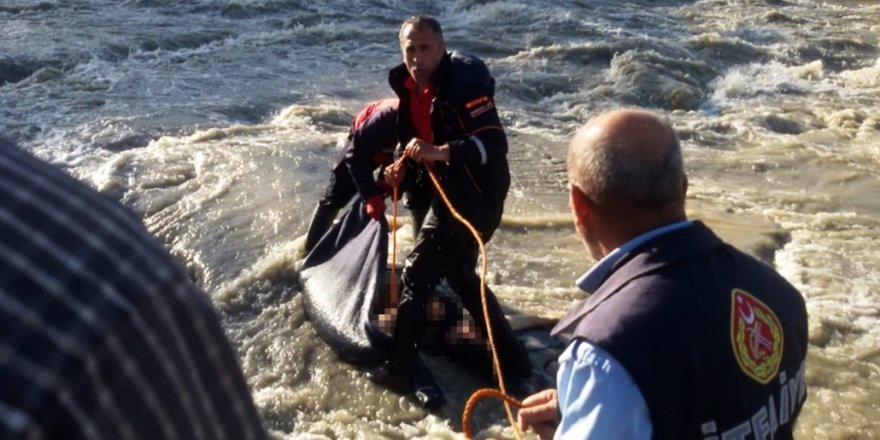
xmin=364 ymin=361 xmax=444 ymax=409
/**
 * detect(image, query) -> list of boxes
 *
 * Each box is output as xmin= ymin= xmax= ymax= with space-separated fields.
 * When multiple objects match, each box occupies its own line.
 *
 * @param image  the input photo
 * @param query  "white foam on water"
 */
xmin=4 ymin=0 xmax=880 ymax=436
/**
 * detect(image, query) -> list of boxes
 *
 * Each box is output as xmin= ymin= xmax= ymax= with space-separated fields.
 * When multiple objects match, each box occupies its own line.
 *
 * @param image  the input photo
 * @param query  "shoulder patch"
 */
xmin=465 ymin=95 xmax=495 ymax=118
xmin=730 ymin=288 xmax=784 ymax=384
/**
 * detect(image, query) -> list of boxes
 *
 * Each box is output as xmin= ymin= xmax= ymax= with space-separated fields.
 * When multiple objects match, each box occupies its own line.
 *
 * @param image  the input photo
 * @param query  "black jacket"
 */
xmin=389 ymin=51 xmax=510 ymax=234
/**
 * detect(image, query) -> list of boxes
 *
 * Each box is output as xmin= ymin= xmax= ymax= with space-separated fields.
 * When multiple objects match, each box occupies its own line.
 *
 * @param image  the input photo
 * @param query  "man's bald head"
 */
xmin=567 ymin=109 xmax=686 ymax=217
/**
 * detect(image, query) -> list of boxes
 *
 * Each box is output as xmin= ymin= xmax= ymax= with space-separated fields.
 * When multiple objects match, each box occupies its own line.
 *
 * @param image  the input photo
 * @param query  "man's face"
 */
xmin=399 ymin=24 xmax=445 ymax=85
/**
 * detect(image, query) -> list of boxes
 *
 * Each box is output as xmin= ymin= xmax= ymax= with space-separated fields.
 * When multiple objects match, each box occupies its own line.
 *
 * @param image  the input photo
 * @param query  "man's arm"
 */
xmin=445 ymin=87 xmax=507 ymax=168
xmin=519 ymin=339 xmax=652 ymax=439
xmin=400 ymin=87 xmax=506 ymax=168
xmin=343 ymin=106 xmax=398 ymax=201
xmin=402 ymin=137 xmax=449 ymax=163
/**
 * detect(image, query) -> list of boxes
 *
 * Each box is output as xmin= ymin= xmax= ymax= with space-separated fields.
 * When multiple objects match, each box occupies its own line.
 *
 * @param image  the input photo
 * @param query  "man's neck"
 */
xmin=596 ymin=209 xmax=687 ymax=258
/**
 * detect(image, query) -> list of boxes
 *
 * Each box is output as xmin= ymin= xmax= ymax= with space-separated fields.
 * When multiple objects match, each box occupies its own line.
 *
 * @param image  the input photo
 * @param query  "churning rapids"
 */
xmin=2 ymin=1 xmax=879 ymax=438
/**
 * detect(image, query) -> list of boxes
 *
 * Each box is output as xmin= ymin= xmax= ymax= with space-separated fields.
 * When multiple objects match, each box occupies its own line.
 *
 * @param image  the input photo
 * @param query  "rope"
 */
xmin=462 ymin=388 xmax=523 ymax=439
xmin=388 ymin=157 xmax=523 ymax=439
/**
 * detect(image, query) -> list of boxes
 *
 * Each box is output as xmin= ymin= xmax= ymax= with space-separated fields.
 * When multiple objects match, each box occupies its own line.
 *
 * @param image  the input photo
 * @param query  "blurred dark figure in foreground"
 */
xmin=0 ymin=137 xmax=269 ymax=440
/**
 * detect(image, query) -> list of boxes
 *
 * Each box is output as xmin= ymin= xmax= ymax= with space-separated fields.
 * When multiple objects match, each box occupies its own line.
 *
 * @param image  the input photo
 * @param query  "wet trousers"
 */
xmin=387 ymin=205 xmax=532 ymax=381
xmin=304 ymin=168 xmax=356 ymax=252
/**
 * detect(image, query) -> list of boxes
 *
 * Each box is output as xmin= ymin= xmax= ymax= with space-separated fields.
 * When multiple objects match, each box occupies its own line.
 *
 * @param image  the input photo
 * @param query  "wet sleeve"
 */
xmin=344 ymin=110 xmax=398 ymax=200
xmin=446 ymin=87 xmax=507 ymax=168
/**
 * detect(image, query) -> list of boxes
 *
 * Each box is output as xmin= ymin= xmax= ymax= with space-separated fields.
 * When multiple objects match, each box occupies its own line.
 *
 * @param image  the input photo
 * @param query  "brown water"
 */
xmin=3 ymin=0 xmax=879 ymax=437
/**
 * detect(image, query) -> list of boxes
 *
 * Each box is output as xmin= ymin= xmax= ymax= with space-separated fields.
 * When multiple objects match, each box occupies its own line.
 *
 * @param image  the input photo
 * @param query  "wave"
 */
xmin=217 ymin=1 xmax=311 ymax=19
xmin=0 ymin=2 xmax=57 ymax=14
xmin=0 ymin=56 xmax=71 ymax=86
xmin=789 ymin=37 xmax=880 ymax=72
xmin=608 ymin=49 xmax=716 ymax=111
xmin=686 ymin=32 xmax=770 ymax=69
xmin=130 ymin=29 xmax=236 ymax=54
xmin=0 ymin=56 xmax=36 ymax=86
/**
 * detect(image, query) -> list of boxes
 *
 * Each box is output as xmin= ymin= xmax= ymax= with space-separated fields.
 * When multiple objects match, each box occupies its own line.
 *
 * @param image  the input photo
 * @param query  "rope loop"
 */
xmin=462 ymin=388 xmax=523 ymax=439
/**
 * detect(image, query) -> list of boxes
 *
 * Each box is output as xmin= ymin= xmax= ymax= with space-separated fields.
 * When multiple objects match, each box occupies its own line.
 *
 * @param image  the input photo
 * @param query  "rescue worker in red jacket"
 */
xmin=376 ymin=15 xmax=532 ymax=398
xmin=304 ymin=98 xmax=427 ymax=252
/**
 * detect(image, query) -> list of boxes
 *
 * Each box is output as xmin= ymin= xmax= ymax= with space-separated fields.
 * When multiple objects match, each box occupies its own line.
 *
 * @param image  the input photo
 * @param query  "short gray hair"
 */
xmin=567 ymin=126 xmax=684 ymax=212
xmin=399 ymin=15 xmax=444 ymax=42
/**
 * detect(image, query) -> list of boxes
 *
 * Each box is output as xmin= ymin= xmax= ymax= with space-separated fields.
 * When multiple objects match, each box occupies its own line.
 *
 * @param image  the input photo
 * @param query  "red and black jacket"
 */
xmin=332 ymin=98 xmax=399 ymax=201
xmin=389 ymin=51 xmax=510 ymax=235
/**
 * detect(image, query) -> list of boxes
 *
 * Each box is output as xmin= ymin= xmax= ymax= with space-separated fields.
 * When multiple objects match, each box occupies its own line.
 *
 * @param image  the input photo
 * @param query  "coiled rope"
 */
xmin=388 ymin=158 xmax=524 ymax=439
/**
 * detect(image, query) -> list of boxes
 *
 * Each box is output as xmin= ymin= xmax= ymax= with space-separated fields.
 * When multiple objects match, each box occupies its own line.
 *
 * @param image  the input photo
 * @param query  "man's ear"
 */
xmin=569 ymin=184 xmax=590 ymax=223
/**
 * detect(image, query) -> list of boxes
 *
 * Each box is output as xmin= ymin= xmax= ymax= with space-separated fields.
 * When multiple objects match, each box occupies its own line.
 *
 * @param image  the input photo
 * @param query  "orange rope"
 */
xmin=420 ymin=163 xmax=524 ymax=440
xmin=462 ymin=388 xmax=523 ymax=439
xmin=387 ymin=157 xmax=524 ymax=438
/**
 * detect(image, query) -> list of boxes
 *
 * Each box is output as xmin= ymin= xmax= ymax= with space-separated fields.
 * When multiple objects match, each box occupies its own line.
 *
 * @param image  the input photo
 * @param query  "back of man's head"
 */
xmin=567 ymin=109 xmax=686 ymax=218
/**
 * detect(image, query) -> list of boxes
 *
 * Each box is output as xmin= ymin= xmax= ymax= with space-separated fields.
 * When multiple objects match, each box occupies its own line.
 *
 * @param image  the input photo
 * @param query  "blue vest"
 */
xmin=553 ymin=222 xmax=808 ymax=440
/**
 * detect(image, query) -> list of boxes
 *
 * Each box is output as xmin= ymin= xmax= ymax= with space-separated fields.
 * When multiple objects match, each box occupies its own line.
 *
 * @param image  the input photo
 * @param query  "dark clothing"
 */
xmin=389 ymin=205 xmax=526 ymax=379
xmin=316 ymin=163 xmax=360 ymax=212
xmin=389 ymin=51 xmax=510 ymax=220
xmin=304 ymin=99 xmax=399 ymax=251
xmin=386 ymin=52 xmax=530 ymax=380
xmin=553 ymin=222 xmax=809 ymax=440
xmin=339 ymin=98 xmax=399 ymax=202
xmin=0 ymin=138 xmax=268 ymax=440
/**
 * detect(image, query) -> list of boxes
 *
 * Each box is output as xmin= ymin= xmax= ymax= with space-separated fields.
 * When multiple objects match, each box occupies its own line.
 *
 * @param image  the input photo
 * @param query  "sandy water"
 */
xmin=2 ymin=0 xmax=879 ymax=438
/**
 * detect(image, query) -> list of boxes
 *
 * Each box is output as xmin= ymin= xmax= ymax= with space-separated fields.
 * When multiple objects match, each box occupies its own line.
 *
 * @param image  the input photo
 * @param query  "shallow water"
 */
xmin=2 ymin=0 xmax=879 ymax=438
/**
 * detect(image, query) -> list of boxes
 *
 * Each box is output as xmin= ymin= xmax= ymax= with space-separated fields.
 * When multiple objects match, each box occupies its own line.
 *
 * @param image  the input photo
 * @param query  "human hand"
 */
xmin=383 ymin=160 xmax=406 ymax=188
xmin=364 ymin=194 xmax=386 ymax=220
xmin=404 ymin=138 xmax=450 ymax=163
xmin=516 ymin=388 xmax=560 ymax=440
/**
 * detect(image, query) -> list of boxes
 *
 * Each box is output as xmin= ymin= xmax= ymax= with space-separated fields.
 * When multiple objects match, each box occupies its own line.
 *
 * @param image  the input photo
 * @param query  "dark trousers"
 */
xmin=387 ymin=205 xmax=531 ymax=381
xmin=304 ymin=167 xmax=357 ymax=252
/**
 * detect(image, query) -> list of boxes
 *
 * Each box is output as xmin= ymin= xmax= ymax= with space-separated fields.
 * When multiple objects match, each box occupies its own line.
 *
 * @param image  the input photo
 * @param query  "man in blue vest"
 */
xmin=516 ymin=109 xmax=808 ymax=439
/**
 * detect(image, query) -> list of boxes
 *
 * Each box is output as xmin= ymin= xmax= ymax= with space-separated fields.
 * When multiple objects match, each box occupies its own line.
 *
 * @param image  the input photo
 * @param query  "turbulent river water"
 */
xmin=2 ymin=0 xmax=879 ymax=438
